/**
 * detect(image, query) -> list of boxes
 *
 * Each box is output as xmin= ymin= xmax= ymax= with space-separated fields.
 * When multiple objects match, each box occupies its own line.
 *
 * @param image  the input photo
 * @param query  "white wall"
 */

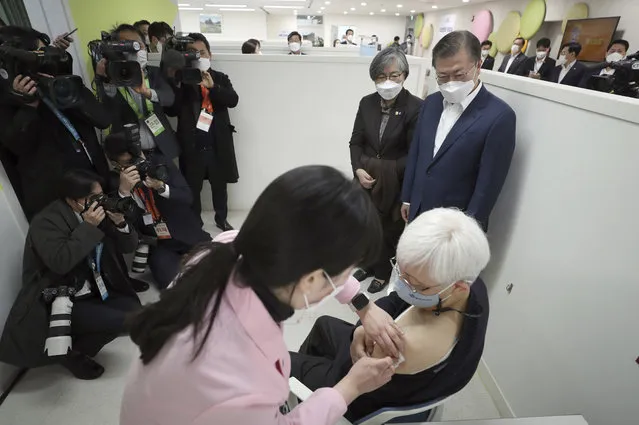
xmin=179 ymin=9 xmax=268 ymax=41
xmin=266 ymin=14 xmax=298 ymax=40
xmin=477 ymin=71 xmax=639 ymax=425
xmin=321 ymin=14 xmax=407 ymax=47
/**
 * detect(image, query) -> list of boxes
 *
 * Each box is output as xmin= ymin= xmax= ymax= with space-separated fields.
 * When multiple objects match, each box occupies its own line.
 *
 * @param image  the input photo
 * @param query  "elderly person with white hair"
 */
xmin=290 ymin=208 xmax=491 ymax=422
xmin=349 ymin=47 xmax=423 ymax=294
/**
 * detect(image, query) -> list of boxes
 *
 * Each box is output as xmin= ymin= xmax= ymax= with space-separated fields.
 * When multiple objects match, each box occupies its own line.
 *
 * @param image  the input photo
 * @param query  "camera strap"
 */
xmin=135 ymin=186 xmax=162 ymax=222
xmin=200 ymin=86 xmax=214 ymax=114
xmin=41 ymin=96 xmax=93 ymax=164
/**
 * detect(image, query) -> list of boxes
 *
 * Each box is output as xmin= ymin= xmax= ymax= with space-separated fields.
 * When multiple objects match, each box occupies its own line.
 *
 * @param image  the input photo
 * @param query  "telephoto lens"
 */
xmin=42 ymin=286 xmax=77 ymax=357
xmin=131 ymin=243 xmax=150 ymax=273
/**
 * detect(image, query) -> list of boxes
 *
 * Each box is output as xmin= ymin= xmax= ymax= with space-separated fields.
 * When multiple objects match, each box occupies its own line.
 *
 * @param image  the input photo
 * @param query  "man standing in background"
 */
xmin=517 ymin=38 xmax=556 ymax=81
xmin=148 ymin=21 xmax=173 ymax=54
xmin=550 ymin=42 xmax=587 ymax=87
xmin=498 ymin=37 xmax=526 ymax=74
xmin=401 ymin=30 xmax=516 ymax=231
xmin=341 ymin=28 xmax=357 ymax=45
xmin=480 ymin=40 xmax=495 ymax=70
xmin=134 ymin=20 xmax=150 ymax=46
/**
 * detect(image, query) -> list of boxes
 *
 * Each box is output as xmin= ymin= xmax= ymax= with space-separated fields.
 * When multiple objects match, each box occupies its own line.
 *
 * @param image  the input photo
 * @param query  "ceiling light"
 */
xmin=410 ymin=9 xmax=415 ymax=13
xmin=381 ymin=8 xmax=386 ymax=12
xmin=344 ymin=11 xmax=348 ymax=14
xmin=395 ymin=12 xmax=400 ymax=16
xmin=264 ymin=5 xmax=303 ymax=8
xmin=178 ymin=6 xmax=204 ymax=10
xmin=397 ymin=4 xmax=403 ymax=7
xmin=325 ymin=1 xmax=331 ymax=4
xmin=321 ymin=6 xmax=325 ymax=9
xmin=463 ymin=0 xmax=470 ymax=2
xmin=432 ymin=5 xmax=438 ymax=8
xmin=350 ymin=7 xmax=356 ymax=10
xmin=178 ymin=3 xmax=190 ymax=6
xmin=219 ymin=8 xmax=255 ymax=11
xmin=361 ymin=2 xmax=367 ymax=5
xmin=206 ymin=4 xmax=248 ymax=7
xmin=317 ymin=10 xmax=322 ymax=13
xmin=369 ymin=11 xmax=374 ymax=15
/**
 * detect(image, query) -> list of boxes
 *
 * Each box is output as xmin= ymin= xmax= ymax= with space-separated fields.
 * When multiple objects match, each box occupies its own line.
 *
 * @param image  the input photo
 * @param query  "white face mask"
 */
xmin=439 ymin=67 xmax=477 ymax=104
xmin=303 ymin=271 xmax=345 ymax=311
xmin=136 ymin=50 xmax=148 ymax=69
xmin=606 ymin=52 xmax=624 ymax=63
xmin=197 ymin=57 xmax=211 ymax=72
xmin=371 ymin=37 xmax=378 ymax=44
xmin=289 ymin=42 xmax=301 ymax=53
xmin=144 ymin=35 xmax=150 ymax=45
xmin=347 ymin=35 xmax=353 ymax=41
xmin=536 ymin=51 xmax=547 ymax=60
xmin=156 ymin=41 xmax=163 ymax=55
xmin=481 ymin=49 xmax=489 ymax=58
xmin=556 ymin=55 xmax=567 ymax=67
xmin=376 ymin=80 xmax=403 ymax=100
xmin=511 ymin=44 xmax=521 ymax=54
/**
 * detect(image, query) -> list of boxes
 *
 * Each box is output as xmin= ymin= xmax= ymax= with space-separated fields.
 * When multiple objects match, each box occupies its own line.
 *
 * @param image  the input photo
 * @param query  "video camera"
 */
xmin=88 ymin=31 xmax=143 ymax=87
xmin=162 ymin=35 xmax=202 ymax=85
xmin=123 ymin=123 xmax=169 ymax=182
xmin=0 ymin=44 xmax=84 ymax=109
xmin=586 ymin=51 xmax=639 ymax=98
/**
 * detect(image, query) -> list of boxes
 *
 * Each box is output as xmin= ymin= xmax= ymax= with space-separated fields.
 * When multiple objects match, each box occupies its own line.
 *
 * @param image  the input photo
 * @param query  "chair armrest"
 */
xmin=289 ymin=377 xmax=314 ymax=401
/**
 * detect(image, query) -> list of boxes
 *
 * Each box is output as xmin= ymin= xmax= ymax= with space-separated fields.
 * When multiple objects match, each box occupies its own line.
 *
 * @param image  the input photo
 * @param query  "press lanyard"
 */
xmin=118 ymin=78 xmax=154 ymax=119
xmin=88 ymin=242 xmax=104 ymax=274
xmin=200 ymin=86 xmax=214 ymax=114
xmin=136 ymin=186 xmax=162 ymax=223
xmin=41 ymin=96 xmax=93 ymax=164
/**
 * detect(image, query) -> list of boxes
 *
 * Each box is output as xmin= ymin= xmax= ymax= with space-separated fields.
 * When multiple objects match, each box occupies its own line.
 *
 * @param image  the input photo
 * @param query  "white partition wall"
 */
xmin=209 ymin=53 xmax=429 ymax=211
xmin=475 ymin=72 xmax=639 ymax=425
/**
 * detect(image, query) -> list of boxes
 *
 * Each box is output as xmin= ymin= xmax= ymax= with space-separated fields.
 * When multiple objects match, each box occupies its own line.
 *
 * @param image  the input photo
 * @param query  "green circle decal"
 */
xmin=496 ymin=11 xmax=521 ymax=54
xmin=520 ymin=0 xmax=547 ymax=40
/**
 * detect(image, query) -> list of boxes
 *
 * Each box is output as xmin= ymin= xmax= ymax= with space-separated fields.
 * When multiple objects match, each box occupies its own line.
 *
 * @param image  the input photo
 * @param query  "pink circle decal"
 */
xmin=472 ymin=10 xmax=494 ymax=42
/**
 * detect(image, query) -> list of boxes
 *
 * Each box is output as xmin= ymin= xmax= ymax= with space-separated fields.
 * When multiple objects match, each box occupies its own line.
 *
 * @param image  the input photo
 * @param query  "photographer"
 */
xmin=165 ymin=32 xmax=239 ymax=231
xmin=0 ymin=170 xmax=141 ymax=380
xmin=104 ymin=132 xmax=211 ymax=289
xmin=0 ymin=26 xmax=112 ymax=220
xmin=96 ymin=24 xmax=180 ymax=162
xmin=148 ymin=21 xmax=173 ymax=54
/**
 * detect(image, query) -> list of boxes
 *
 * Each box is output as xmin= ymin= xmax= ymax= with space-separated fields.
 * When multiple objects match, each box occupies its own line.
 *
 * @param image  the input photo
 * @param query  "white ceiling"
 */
xmin=177 ymin=0 xmax=495 ymax=16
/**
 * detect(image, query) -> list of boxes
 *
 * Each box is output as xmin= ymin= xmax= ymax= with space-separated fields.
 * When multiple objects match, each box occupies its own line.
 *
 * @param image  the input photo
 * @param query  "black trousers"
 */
xmin=181 ymin=151 xmax=228 ymax=225
xmin=289 ymin=316 xmax=355 ymax=390
xmin=148 ymin=239 xmax=192 ymax=289
xmin=370 ymin=213 xmax=405 ymax=282
xmin=71 ymin=293 xmax=141 ymax=357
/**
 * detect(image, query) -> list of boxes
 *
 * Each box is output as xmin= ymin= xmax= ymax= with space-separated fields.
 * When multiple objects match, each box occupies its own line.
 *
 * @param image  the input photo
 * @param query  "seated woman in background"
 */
xmin=241 ymin=38 xmax=261 ymax=54
xmin=290 ymin=208 xmax=491 ymax=422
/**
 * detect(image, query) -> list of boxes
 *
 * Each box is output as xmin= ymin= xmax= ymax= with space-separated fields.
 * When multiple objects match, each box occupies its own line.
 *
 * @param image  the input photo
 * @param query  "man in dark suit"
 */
xmin=401 ymin=30 xmax=516 ymax=230
xmin=480 ymin=40 xmax=495 ymax=70
xmin=549 ymin=42 xmax=587 ymax=87
xmin=580 ymin=39 xmax=630 ymax=90
xmin=349 ymin=47 xmax=423 ymax=293
xmin=96 ymin=24 xmax=180 ymax=162
xmin=0 ymin=170 xmax=141 ymax=380
xmin=517 ymin=37 xmax=556 ymax=81
xmin=166 ymin=32 xmax=239 ymax=231
xmin=497 ymin=37 xmax=527 ymax=74
xmin=104 ymin=133 xmax=211 ymax=289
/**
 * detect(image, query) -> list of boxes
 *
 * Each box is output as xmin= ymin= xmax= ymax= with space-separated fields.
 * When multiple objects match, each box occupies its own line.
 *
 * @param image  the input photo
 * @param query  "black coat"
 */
xmin=0 ymin=200 xmax=139 ymax=368
xmin=105 ymin=66 xmax=180 ymax=160
xmin=498 ymin=53 xmax=527 ymax=74
xmin=481 ymin=56 xmax=495 ymax=70
xmin=166 ymin=69 xmax=239 ymax=183
xmin=517 ymin=56 xmax=557 ymax=81
xmin=549 ymin=61 xmax=588 ymax=87
xmin=0 ymin=88 xmax=111 ymax=220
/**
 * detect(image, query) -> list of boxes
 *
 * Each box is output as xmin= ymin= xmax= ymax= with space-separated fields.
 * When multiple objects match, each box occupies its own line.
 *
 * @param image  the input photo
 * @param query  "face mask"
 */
xmin=511 ymin=44 xmax=521 ymax=54
xmin=557 ymin=55 xmax=567 ymax=67
xmin=371 ymin=38 xmax=378 ymax=44
xmin=347 ymin=35 xmax=353 ymax=41
xmin=606 ymin=52 xmax=624 ymax=63
xmin=137 ymin=50 xmax=148 ymax=69
xmin=395 ymin=278 xmax=456 ymax=308
xmin=303 ymin=271 xmax=345 ymax=311
xmin=197 ymin=57 xmax=211 ymax=72
xmin=144 ymin=35 xmax=150 ymax=45
xmin=536 ymin=51 xmax=547 ymax=60
xmin=438 ymin=67 xmax=477 ymax=104
xmin=481 ymin=50 xmax=489 ymax=58
xmin=289 ymin=42 xmax=301 ymax=53
xmin=376 ymin=80 xmax=403 ymax=100
xmin=156 ymin=41 xmax=163 ymax=55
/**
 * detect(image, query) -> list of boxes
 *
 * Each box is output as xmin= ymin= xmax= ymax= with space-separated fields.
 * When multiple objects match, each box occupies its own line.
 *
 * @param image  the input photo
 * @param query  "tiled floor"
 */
xmin=0 ymin=210 xmax=500 ymax=425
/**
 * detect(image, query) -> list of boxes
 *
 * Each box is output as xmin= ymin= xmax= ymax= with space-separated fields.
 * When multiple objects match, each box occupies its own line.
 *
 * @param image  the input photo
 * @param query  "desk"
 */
xmin=417 ymin=416 xmax=588 ymax=425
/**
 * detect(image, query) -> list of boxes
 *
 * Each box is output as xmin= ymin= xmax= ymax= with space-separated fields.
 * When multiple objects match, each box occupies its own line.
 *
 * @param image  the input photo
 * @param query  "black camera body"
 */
xmin=587 ymin=52 xmax=639 ymax=98
xmin=163 ymin=35 xmax=202 ymax=85
xmin=122 ymin=123 xmax=169 ymax=182
xmin=88 ymin=193 xmax=137 ymax=215
xmin=88 ymin=31 xmax=143 ymax=87
xmin=0 ymin=44 xmax=84 ymax=109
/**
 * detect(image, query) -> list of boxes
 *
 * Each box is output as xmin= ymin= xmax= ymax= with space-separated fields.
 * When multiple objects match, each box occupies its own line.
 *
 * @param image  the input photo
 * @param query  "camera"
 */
xmin=0 ymin=44 xmax=84 ymax=109
xmin=122 ymin=123 xmax=169 ymax=182
xmin=88 ymin=31 xmax=143 ymax=87
xmin=88 ymin=192 xmax=138 ymax=215
xmin=587 ymin=51 xmax=639 ymax=98
xmin=42 ymin=286 xmax=76 ymax=357
xmin=162 ymin=35 xmax=202 ymax=85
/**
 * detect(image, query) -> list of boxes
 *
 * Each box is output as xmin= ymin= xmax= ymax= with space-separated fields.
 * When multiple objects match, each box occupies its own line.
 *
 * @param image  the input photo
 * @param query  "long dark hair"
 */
xmin=129 ymin=166 xmax=382 ymax=364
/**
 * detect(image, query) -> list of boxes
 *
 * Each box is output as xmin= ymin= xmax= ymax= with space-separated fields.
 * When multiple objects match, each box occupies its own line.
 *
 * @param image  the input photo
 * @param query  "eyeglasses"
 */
xmin=390 ymin=257 xmax=440 ymax=293
xmin=374 ymin=72 xmax=404 ymax=84
xmin=435 ymin=64 xmax=478 ymax=84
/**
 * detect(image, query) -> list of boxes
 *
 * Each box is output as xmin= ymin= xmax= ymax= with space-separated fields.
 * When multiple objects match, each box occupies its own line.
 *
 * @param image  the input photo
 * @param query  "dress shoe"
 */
xmin=61 ymin=351 xmax=105 ymax=380
xmin=353 ymin=269 xmax=371 ymax=282
xmin=367 ymin=279 xmax=388 ymax=294
xmin=130 ymin=277 xmax=150 ymax=293
xmin=216 ymin=220 xmax=234 ymax=232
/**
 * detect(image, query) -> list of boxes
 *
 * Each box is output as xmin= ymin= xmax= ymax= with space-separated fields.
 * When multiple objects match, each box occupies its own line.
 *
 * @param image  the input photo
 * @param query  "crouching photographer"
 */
xmin=104 ymin=130 xmax=210 ymax=289
xmin=0 ymin=26 xmax=112 ymax=220
xmin=0 ymin=170 xmax=142 ymax=380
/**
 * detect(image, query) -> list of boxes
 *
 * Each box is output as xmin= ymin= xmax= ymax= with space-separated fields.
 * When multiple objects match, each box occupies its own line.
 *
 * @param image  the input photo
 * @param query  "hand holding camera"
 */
xmin=106 ymin=211 xmax=126 ymax=227
xmin=12 ymin=75 xmax=39 ymax=107
xmin=201 ymin=71 xmax=214 ymax=89
xmin=82 ymin=202 xmax=106 ymax=227
xmin=132 ymin=69 xmax=152 ymax=98
xmin=144 ymin=177 xmax=165 ymax=191
xmin=119 ymin=165 xmax=141 ymax=194
xmin=95 ymin=58 xmax=108 ymax=78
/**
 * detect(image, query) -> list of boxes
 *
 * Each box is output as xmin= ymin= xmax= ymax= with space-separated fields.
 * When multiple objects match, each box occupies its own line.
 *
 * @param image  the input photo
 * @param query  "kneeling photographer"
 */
xmin=0 ymin=26 xmax=112 ymax=220
xmin=104 ymin=130 xmax=210 ymax=289
xmin=0 ymin=170 xmax=142 ymax=380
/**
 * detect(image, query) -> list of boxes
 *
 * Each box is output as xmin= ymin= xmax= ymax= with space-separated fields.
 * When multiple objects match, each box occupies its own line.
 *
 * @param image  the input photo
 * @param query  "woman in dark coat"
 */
xmin=349 ymin=48 xmax=423 ymax=293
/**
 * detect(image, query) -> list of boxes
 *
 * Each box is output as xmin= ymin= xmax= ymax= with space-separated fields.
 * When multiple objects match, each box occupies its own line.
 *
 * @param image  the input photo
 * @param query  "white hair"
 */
xmin=396 ymin=208 xmax=490 ymax=286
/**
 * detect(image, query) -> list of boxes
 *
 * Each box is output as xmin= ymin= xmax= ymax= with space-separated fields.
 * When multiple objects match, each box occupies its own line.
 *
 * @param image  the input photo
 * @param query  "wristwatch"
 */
xmin=157 ymin=183 xmax=167 ymax=194
xmin=349 ymin=292 xmax=370 ymax=312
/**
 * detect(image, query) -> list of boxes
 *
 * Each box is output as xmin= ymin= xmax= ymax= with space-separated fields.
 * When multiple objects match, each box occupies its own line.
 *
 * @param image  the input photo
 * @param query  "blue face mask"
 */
xmin=395 ymin=278 xmax=455 ymax=308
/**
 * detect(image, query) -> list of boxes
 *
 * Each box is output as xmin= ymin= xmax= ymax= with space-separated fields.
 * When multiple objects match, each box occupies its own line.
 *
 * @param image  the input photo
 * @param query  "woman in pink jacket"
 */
xmin=120 ymin=165 xmax=397 ymax=425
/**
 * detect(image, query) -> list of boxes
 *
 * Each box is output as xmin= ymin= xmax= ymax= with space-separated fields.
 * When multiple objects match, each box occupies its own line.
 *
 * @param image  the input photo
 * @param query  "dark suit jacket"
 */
xmin=401 ymin=86 xmax=516 ymax=230
xmin=481 ymin=56 xmax=495 ymax=70
xmin=0 ymin=87 xmax=111 ymax=220
xmin=118 ymin=154 xmax=211 ymax=247
xmin=516 ymin=56 xmax=557 ymax=81
xmin=497 ymin=53 xmax=527 ymax=74
xmin=165 ymin=69 xmax=240 ymax=183
xmin=549 ymin=61 xmax=588 ymax=87
xmin=0 ymin=200 xmax=139 ymax=368
xmin=105 ymin=65 xmax=180 ymax=160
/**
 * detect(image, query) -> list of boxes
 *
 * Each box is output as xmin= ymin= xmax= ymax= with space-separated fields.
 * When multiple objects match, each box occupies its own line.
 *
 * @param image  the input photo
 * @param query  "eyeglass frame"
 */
xmin=374 ymin=71 xmax=405 ymax=84
xmin=390 ymin=257 xmax=474 ymax=293
xmin=434 ymin=63 xmax=479 ymax=85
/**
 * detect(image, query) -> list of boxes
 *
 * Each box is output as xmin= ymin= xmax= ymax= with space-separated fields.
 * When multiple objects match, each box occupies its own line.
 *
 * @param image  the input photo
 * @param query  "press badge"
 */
xmin=196 ymin=109 xmax=214 ymax=132
xmin=142 ymin=213 xmax=154 ymax=226
xmin=154 ymin=222 xmax=172 ymax=239
xmin=94 ymin=272 xmax=109 ymax=301
xmin=145 ymin=113 xmax=165 ymax=136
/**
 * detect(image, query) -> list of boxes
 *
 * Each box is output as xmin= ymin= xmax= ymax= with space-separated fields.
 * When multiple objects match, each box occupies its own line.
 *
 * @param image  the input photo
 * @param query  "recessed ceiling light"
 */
xmin=381 ymin=8 xmax=386 ymax=12
xmin=321 ymin=6 xmax=325 ymax=9
xmin=206 ymin=4 xmax=248 ymax=7
xmin=397 ymin=4 xmax=403 ymax=7
xmin=264 ymin=5 xmax=303 ymax=8
xmin=463 ymin=0 xmax=470 ymax=2
xmin=178 ymin=6 xmax=204 ymax=10
xmin=219 ymin=8 xmax=255 ymax=11
xmin=432 ymin=5 xmax=438 ymax=8
xmin=317 ymin=10 xmax=322 ymax=13
xmin=395 ymin=12 xmax=400 ymax=16
xmin=370 ymin=11 xmax=374 ymax=15
xmin=350 ymin=7 xmax=356 ymax=10
xmin=361 ymin=2 xmax=367 ymax=5
xmin=344 ymin=11 xmax=348 ymax=14
xmin=325 ymin=1 xmax=330 ymax=4
xmin=410 ymin=9 xmax=415 ymax=13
